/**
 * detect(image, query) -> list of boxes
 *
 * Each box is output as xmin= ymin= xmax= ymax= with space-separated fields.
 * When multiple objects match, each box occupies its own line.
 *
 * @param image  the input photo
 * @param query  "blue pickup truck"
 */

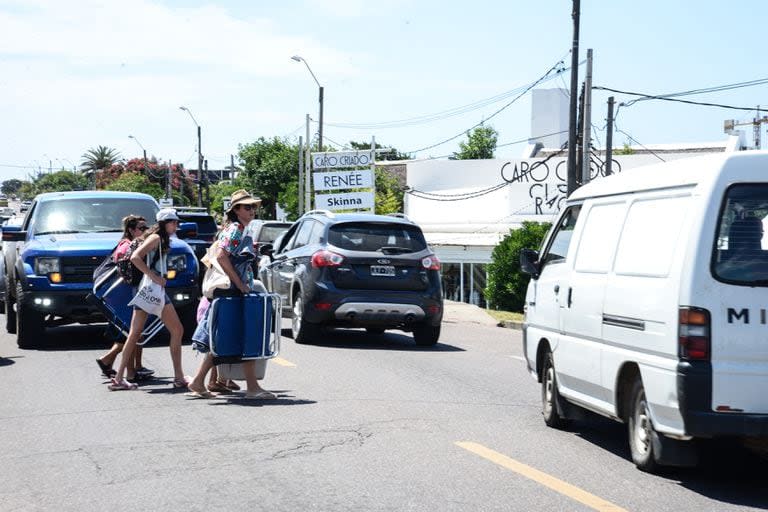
xmin=0 ymin=191 xmax=200 ymax=348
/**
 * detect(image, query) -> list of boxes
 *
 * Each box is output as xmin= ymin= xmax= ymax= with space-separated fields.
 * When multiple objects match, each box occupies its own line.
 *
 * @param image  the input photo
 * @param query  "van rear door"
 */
xmin=708 ymin=183 xmax=768 ymax=414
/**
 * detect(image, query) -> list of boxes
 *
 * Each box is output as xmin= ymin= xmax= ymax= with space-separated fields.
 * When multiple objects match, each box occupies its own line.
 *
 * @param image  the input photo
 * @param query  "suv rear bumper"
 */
xmin=301 ymin=287 xmax=442 ymax=328
xmin=678 ymin=361 xmax=768 ymax=437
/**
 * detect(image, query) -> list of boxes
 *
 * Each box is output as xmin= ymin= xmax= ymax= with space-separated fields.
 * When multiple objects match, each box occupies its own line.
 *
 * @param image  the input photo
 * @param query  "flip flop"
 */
xmin=172 ymin=376 xmax=192 ymax=389
xmin=96 ymin=359 xmax=116 ymax=378
xmin=207 ymin=381 xmax=232 ymax=394
xmin=244 ymin=390 xmax=277 ymax=400
xmin=184 ymin=390 xmax=217 ymax=399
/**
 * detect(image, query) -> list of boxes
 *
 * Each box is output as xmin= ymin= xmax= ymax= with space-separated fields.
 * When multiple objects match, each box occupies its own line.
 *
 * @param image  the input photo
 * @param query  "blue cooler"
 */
xmin=242 ymin=293 xmax=277 ymax=359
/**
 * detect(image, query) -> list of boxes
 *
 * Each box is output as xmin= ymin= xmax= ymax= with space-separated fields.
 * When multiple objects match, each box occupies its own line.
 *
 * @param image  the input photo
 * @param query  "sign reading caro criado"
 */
xmin=312 ymin=150 xmax=373 ymax=169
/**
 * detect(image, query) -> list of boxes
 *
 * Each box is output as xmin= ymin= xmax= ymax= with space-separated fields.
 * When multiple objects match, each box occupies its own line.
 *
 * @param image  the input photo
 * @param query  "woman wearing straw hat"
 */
xmin=188 ymin=190 xmax=277 ymax=399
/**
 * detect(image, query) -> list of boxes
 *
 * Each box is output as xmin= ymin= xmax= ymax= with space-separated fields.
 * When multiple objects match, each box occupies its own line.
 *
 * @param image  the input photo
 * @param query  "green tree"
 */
xmin=347 ymin=141 xmax=409 ymax=213
xmin=208 ymin=180 xmax=245 ymax=221
xmin=277 ymin=181 xmax=300 ymax=220
xmin=80 ymin=145 xmax=122 ymax=172
xmin=238 ymin=137 xmax=299 ymax=219
xmin=105 ymin=172 xmax=164 ymax=199
xmin=453 ymin=125 xmax=498 ymax=160
xmin=33 ymin=170 xmax=90 ymax=194
xmin=96 ymin=159 xmax=196 ymax=205
xmin=486 ymin=221 xmax=551 ymax=312
xmin=1 ymin=179 xmax=25 ymax=196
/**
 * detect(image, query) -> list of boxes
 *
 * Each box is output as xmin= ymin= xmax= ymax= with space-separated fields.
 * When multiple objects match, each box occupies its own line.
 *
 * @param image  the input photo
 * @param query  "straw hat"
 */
xmin=226 ymin=189 xmax=262 ymax=213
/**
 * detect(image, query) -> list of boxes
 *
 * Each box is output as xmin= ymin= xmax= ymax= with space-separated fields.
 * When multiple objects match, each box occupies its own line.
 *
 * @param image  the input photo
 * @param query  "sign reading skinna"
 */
xmin=315 ymin=191 xmax=375 ymax=210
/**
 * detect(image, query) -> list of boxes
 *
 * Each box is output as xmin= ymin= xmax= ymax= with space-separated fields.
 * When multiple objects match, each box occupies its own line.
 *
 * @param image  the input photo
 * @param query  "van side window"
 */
xmin=574 ymin=202 xmax=625 ymax=273
xmin=712 ymin=184 xmax=768 ymax=285
xmin=542 ymin=206 xmax=581 ymax=265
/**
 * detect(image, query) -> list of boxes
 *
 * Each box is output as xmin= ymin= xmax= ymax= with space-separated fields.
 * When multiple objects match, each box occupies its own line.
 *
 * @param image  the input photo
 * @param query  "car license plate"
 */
xmin=370 ymin=265 xmax=395 ymax=277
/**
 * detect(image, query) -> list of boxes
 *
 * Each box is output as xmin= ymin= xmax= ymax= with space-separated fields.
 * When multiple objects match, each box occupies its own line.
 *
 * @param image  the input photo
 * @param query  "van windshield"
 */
xmin=712 ymin=184 xmax=768 ymax=285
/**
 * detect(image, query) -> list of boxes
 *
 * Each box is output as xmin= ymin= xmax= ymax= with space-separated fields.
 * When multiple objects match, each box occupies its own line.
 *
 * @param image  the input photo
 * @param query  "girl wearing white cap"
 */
xmin=109 ymin=208 xmax=190 ymax=391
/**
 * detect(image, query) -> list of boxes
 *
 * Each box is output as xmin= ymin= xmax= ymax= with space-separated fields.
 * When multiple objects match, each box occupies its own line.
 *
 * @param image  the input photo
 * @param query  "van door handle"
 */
xmin=554 ymin=285 xmax=560 ymax=294
xmin=567 ymin=287 xmax=573 ymax=308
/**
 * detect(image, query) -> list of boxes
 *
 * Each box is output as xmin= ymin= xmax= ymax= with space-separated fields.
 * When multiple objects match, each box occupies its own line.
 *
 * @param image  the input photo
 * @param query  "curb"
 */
xmin=498 ymin=320 xmax=523 ymax=330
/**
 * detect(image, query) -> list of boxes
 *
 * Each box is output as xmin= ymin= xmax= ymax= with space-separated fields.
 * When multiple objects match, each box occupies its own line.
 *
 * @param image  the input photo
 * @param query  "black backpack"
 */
xmin=116 ymin=239 xmax=160 ymax=286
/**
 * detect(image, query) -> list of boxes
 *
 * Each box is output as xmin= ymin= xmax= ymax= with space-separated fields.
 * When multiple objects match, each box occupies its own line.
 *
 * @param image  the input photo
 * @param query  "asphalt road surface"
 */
xmin=0 ymin=303 xmax=766 ymax=511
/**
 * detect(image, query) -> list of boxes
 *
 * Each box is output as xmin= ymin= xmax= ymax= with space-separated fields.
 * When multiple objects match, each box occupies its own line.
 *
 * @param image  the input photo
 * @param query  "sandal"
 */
xmin=225 ymin=379 xmax=240 ymax=391
xmin=108 ymin=378 xmax=138 ymax=391
xmin=185 ymin=390 xmax=217 ymax=399
xmin=207 ymin=381 xmax=232 ymax=394
xmin=244 ymin=390 xmax=277 ymax=400
xmin=172 ymin=376 xmax=192 ymax=389
xmin=96 ymin=359 xmax=116 ymax=378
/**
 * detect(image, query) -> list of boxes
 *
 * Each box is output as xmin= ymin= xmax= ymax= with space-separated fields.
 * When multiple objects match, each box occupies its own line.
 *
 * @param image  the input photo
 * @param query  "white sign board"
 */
xmin=313 ymin=169 xmax=374 ymax=191
xmin=223 ymin=199 xmax=231 ymax=213
xmin=159 ymin=198 xmax=173 ymax=207
xmin=312 ymin=150 xmax=373 ymax=169
xmin=315 ymin=191 xmax=375 ymax=212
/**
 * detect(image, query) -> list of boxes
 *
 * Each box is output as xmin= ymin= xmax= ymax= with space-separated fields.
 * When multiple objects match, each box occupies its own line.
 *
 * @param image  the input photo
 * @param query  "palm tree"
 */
xmin=80 ymin=145 xmax=121 ymax=172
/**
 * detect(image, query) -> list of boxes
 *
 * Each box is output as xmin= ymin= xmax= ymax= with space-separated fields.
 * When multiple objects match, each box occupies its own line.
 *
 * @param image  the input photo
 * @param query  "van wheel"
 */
xmin=291 ymin=294 xmax=319 ymax=344
xmin=542 ymin=352 xmax=566 ymax=428
xmin=5 ymin=278 xmax=16 ymax=334
xmin=628 ymin=378 xmax=659 ymax=472
xmin=16 ymin=282 xmax=44 ymax=349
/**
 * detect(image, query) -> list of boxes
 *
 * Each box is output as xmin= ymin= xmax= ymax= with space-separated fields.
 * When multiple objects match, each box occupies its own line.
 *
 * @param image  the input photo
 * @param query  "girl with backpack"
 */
xmin=109 ymin=208 xmax=190 ymax=391
xmin=96 ymin=214 xmax=154 ymax=381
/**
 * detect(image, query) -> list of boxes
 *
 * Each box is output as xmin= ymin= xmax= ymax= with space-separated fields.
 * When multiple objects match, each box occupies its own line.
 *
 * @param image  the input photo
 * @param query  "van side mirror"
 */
xmin=520 ymin=249 xmax=540 ymax=279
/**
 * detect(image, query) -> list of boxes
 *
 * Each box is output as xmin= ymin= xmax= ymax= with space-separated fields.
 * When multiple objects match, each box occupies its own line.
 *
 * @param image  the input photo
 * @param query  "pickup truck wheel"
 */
xmin=5 ymin=278 xmax=16 ymax=334
xmin=413 ymin=324 xmax=440 ymax=346
xmin=291 ymin=294 xmax=319 ymax=344
xmin=15 ymin=282 xmax=45 ymax=349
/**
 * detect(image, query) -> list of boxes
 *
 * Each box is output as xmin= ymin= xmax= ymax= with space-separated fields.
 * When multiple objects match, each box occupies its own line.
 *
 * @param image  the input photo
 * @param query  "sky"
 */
xmin=2 ymin=0 xmax=767 ymax=182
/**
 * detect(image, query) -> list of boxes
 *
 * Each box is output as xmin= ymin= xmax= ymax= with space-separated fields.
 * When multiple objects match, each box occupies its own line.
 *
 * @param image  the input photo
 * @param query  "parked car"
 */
xmin=260 ymin=210 xmax=443 ymax=346
xmin=19 ymin=200 xmax=31 ymax=212
xmin=250 ymin=220 xmax=292 ymax=254
xmin=0 ymin=207 xmax=14 ymax=223
xmin=176 ymin=208 xmax=218 ymax=277
xmin=520 ymin=151 xmax=768 ymax=472
xmin=1 ymin=191 xmax=199 ymax=348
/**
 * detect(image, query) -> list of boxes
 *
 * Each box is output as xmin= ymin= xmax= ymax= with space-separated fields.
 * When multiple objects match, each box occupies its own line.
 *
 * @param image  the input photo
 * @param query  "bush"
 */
xmin=486 ymin=221 xmax=551 ymax=312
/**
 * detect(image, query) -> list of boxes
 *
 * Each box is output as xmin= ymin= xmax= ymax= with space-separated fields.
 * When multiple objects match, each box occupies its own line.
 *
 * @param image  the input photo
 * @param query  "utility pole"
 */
xmin=605 ymin=96 xmax=615 ymax=176
xmin=581 ymin=48 xmax=593 ymax=185
xmin=204 ymin=160 xmax=210 ymax=208
xmin=229 ymin=154 xmax=234 ymax=181
xmin=298 ymin=135 xmax=304 ymax=215
xmin=166 ymin=160 xmax=172 ymax=200
xmin=566 ymin=0 xmax=581 ymax=196
xmin=305 ymin=114 xmax=311 ymax=213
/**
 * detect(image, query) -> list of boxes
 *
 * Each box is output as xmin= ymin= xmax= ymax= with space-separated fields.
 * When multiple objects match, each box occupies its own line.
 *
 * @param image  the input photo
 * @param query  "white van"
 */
xmin=520 ymin=151 xmax=768 ymax=472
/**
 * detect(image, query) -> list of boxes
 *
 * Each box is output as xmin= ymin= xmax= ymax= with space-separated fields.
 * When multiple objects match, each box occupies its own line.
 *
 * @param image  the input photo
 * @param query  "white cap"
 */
xmin=156 ymin=208 xmax=179 ymax=222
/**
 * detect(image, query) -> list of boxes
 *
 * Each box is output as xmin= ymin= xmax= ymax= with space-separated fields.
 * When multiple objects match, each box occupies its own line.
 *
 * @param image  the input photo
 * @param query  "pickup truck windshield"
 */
xmin=712 ymin=184 xmax=768 ymax=285
xmin=33 ymin=198 xmax=158 ymax=235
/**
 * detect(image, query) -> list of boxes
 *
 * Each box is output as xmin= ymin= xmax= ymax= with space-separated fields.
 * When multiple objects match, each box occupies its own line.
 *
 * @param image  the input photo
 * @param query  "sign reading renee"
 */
xmin=313 ymin=169 xmax=374 ymax=191
xmin=315 ymin=191 xmax=375 ymax=211
xmin=313 ymin=150 xmax=373 ymax=169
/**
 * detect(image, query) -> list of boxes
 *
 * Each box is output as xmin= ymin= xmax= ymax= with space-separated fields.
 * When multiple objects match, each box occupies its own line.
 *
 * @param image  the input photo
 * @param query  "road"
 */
xmin=0 ymin=303 xmax=766 ymax=511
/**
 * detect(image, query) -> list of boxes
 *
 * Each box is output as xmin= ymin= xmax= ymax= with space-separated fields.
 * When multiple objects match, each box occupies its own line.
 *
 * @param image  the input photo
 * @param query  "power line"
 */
xmin=622 ymin=76 xmax=768 ymax=106
xmin=593 ymin=86 xmax=763 ymax=111
xmin=614 ymin=128 xmax=666 ymax=162
xmin=405 ymin=57 xmax=570 ymax=155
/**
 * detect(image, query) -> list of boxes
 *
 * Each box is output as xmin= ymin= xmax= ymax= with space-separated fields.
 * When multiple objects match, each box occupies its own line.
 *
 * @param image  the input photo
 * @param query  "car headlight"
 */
xmin=167 ymin=254 xmax=187 ymax=272
xmin=35 ymin=257 xmax=60 ymax=274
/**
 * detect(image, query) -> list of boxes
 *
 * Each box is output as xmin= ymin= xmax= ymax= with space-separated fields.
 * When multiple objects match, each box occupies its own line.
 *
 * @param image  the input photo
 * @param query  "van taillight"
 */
xmin=679 ymin=306 xmax=711 ymax=361
xmin=311 ymin=250 xmax=344 ymax=268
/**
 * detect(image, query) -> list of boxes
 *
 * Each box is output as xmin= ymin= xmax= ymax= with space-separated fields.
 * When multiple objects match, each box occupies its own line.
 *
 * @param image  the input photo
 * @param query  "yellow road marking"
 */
xmin=455 ymin=442 xmax=628 ymax=512
xmin=271 ymin=357 xmax=296 ymax=367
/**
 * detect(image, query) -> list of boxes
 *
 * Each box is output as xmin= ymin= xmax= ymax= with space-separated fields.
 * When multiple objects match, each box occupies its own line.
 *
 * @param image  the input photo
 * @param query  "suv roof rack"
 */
xmin=175 ymin=206 xmax=209 ymax=212
xmin=302 ymin=209 xmax=335 ymax=218
xmin=386 ymin=212 xmax=412 ymax=222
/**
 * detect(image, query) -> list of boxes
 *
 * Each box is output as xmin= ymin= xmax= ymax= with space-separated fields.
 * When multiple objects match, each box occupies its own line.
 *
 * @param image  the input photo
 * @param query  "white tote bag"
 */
xmin=128 ymin=244 xmax=166 ymax=316
xmin=201 ymin=244 xmax=230 ymax=299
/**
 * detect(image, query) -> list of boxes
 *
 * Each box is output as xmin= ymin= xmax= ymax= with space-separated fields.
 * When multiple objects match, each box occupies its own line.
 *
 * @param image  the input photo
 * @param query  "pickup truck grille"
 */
xmin=60 ymin=256 xmax=102 ymax=283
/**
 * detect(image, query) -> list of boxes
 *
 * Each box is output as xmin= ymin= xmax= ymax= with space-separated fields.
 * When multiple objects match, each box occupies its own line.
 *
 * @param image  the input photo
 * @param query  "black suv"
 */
xmin=261 ymin=211 xmax=443 ymax=346
xmin=176 ymin=209 xmax=218 ymax=276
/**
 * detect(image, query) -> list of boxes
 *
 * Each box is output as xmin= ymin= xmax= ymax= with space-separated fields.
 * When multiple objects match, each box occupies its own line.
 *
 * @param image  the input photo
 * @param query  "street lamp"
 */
xmin=128 ymin=134 xmax=147 ymax=163
xmin=291 ymin=55 xmax=324 ymax=152
xmin=179 ymin=106 xmax=204 ymax=207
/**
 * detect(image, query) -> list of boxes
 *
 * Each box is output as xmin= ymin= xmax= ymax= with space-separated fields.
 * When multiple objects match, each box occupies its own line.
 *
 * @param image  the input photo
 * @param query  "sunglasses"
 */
xmin=135 ymin=225 xmax=149 ymax=231
xmin=238 ymin=204 xmax=254 ymax=211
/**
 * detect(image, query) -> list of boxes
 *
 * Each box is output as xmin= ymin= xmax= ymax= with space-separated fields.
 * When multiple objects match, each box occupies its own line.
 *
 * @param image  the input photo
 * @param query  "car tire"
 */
xmin=541 ymin=351 xmax=567 ymax=428
xmin=413 ymin=324 xmax=440 ymax=346
xmin=628 ymin=378 xmax=659 ymax=472
xmin=291 ymin=294 xmax=319 ymax=344
xmin=16 ymin=281 xmax=45 ymax=349
xmin=365 ymin=327 xmax=385 ymax=335
xmin=5 ymin=277 xmax=17 ymax=334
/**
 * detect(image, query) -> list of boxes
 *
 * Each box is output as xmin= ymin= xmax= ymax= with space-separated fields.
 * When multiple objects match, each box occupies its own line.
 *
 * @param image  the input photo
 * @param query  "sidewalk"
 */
xmin=442 ymin=300 xmax=523 ymax=330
